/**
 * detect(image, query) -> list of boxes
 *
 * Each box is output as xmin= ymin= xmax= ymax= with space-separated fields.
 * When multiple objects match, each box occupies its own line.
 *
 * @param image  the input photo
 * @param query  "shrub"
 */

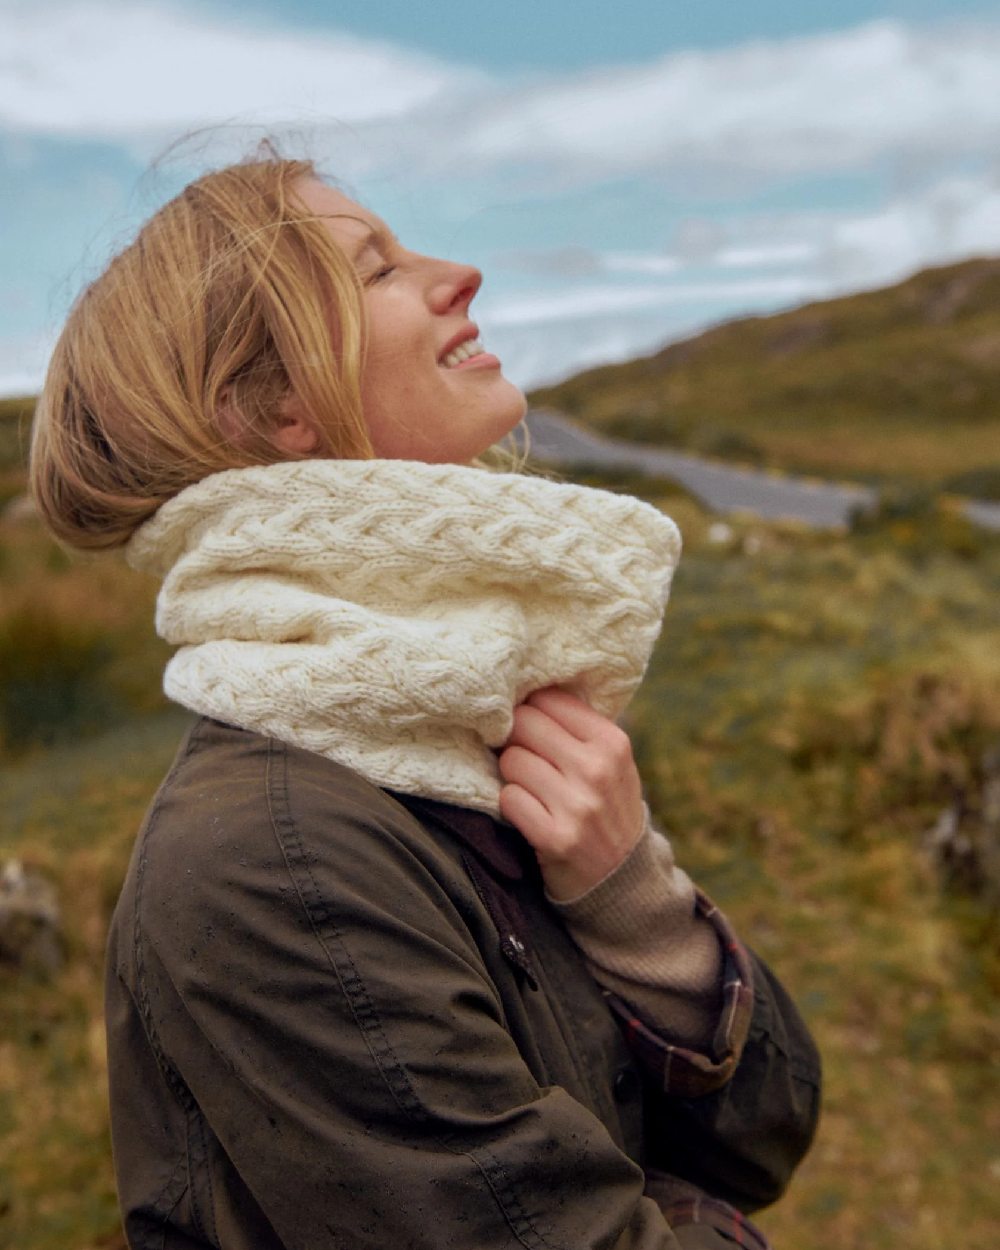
xmin=944 ymin=466 xmax=1000 ymax=501
xmin=685 ymin=425 xmax=766 ymax=464
xmin=0 ymin=606 xmax=114 ymax=753
xmin=0 ymin=395 xmax=34 ymax=473
xmin=850 ymin=484 xmax=989 ymax=560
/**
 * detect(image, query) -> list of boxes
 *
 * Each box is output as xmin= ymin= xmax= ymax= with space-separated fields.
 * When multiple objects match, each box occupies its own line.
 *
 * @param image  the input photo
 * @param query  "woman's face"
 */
xmin=295 ymin=178 xmax=527 ymax=463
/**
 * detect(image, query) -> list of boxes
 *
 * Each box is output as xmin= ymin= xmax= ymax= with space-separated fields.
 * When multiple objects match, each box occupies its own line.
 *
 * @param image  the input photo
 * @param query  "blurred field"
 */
xmin=2 ymin=400 xmax=999 ymax=1249
xmin=619 ymin=484 xmax=1000 ymax=1250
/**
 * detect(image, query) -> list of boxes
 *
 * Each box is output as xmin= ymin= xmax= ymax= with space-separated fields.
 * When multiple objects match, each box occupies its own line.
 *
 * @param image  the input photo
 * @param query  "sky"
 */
xmin=2 ymin=0 xmax=1000 ymax=396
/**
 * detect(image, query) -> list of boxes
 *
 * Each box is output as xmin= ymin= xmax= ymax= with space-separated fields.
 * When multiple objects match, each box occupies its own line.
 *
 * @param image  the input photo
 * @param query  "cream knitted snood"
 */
xmin=127 ymin=459 xmax=681 ymax=814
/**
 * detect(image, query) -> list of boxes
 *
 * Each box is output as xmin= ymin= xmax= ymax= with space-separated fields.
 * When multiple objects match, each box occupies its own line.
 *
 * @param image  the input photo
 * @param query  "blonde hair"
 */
xmin=30 ymin=153 xmax=374 ymax=550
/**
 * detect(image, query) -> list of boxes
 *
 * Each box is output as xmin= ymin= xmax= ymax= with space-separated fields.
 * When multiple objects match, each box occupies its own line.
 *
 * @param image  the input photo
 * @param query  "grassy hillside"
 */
xmin=0 ymin=396 xmax=36 ymax=509
xmin=2 ymin=449 xmax=999 ymax=1248
xmin=528 ymin=257 xmax=1000 ymax=492
xmin=0 ymin=416 xmax=175 ymax=1249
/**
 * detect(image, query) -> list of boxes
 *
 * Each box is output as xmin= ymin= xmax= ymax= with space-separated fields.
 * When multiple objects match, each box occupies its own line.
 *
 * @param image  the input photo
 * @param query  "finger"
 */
xmin=498 ymin=783 xmax=556 ymax=851
xmin=504 ymin=704 xmax=588 ymax=773
xmin=496 ymin=744 xmax=563 ymax=809
xmin=527 ymin=695 xmax=637 ymax=780
xmin=521 ymin=697 xmax=637 ymax=795
xmin=524 ymin=687 xmax=615 ymax=743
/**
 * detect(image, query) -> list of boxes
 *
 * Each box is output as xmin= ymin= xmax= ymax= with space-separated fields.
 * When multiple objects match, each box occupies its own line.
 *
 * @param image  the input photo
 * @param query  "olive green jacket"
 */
xmin=105 ymin=718 xmax=820 ymax=1249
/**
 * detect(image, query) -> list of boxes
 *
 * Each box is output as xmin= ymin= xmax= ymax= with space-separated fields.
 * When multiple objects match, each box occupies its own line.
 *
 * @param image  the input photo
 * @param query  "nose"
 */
xmin=428 ymin=259 xmax=482 ymax=314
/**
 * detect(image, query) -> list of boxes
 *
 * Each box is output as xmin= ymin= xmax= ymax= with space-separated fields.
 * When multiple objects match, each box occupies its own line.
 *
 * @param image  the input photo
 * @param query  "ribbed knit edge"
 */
xmin=551 ymin=823 xmax=725 ymax=1050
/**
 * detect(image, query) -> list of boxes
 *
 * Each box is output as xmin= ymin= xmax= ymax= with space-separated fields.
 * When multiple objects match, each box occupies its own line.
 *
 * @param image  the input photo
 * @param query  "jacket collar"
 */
xmin=387 ymin=792 xmax=526 ymax=882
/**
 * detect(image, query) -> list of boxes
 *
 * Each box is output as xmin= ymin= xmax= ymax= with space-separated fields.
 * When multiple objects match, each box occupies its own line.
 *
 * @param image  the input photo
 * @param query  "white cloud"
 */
xmin=568 ymin=244 xmax=819 ymax=277
xmin=0 ymin=0 xmax=478 ymax=139
xmin=484 ymin=276 xmax=815 ymax=328
xmin=5 ymin=7 xmax=999 ymax=190
xmin=603 ymin=253 xmax=680 ymax=276
xmin=715 ymin=244 xmax=818 ymax=269
xmin=710 ymin=170 xmax=1000 ymax=295
xmin=822 ymin=174 xmax=1000 ymax=286
xmin=448 ymin=20 xmax=1000 ymax=180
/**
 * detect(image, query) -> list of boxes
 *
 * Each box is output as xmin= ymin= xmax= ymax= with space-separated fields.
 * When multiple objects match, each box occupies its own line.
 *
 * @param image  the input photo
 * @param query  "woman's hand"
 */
xmin=497 ymin=687 xmax=647 ymax=901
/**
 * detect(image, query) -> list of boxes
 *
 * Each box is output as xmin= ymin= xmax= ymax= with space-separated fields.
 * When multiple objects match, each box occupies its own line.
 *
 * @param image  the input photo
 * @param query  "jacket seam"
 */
xmin=185 ymin=1099 xmax=220 ymax=1247
xmin=129 ymin=721 xmax=209 ymax=1238
xmin=263 ymin=736 xmax=567 ymax=1250
xmin=110 ymin=972 xmax=192 ymax=1249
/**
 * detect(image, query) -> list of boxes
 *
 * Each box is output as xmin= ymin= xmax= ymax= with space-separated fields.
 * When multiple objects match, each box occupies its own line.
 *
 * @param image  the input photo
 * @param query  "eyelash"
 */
xmin=367 ymin=264 xmax=396 ymax=284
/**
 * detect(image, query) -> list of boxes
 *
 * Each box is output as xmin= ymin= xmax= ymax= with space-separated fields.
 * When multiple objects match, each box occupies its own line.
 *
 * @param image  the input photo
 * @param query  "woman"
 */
xmin=30 ymin=154 xmax=820 ymax=1249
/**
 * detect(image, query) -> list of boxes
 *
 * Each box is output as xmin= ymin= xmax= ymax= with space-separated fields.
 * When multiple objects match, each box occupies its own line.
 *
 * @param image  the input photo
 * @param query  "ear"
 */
xmin=272 ymin=394 xmax=321 ymax=456
xmin=216 ymin=386 xmax=321 ymax=456
xmin=273 ymin=408 xmax=320 ymax=456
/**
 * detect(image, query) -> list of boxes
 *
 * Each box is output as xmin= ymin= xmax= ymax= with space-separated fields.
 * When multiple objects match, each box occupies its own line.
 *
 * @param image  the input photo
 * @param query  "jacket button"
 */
xmin=613 ymin=1067 xmax=640 ymax=1102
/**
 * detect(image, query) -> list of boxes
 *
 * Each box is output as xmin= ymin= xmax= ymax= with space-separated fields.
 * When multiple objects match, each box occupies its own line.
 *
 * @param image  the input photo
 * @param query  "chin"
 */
xmin=495 ymin=397 xmax=529 ymax=448
xmin=500 ymin=382 xmax=528 ymax=426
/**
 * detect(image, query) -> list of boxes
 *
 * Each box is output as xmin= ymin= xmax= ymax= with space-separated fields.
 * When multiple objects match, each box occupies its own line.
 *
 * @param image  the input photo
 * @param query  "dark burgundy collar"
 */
xmin=387 ymin=792 xmax=526 ymax=882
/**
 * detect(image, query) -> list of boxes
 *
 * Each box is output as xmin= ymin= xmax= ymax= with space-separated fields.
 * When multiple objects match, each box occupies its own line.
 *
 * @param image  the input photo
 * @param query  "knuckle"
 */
xmin=577 ymin=749 xmax=613 ymax=790
xmin=565 ymin=788 xmax=603 ymax=826
xmin=577 ymin=760 xmax=606 ymax=792
xmin=601 ymin=722 xmax=633 ymax=761
xmin=544 ymin=828 xmax=577 ymax=862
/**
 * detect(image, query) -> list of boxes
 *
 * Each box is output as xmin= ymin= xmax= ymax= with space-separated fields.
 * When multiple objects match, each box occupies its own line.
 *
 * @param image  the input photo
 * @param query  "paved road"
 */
xmin=963 ymin=498 xmax=1000 ymax=532
xmin=525 ymin=409 xmax=876 ymax=528
xmin=525 ymin=409 xmax=1000 ymax=532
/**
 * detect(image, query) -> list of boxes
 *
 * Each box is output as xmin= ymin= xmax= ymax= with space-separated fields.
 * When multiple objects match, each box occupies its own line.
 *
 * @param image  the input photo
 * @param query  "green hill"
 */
xmin=528 ymin=257 xmax=1000 ymax=493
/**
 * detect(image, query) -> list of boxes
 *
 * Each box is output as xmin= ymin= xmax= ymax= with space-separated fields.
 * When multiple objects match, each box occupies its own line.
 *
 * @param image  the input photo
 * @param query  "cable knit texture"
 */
xmin=127 ymin=458 xmax=681 ymax=815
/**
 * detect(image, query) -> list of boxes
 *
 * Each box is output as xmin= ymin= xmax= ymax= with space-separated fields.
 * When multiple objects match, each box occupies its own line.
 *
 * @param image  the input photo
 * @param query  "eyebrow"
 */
xmin=329 ymin=216 xmax=396 ymax=263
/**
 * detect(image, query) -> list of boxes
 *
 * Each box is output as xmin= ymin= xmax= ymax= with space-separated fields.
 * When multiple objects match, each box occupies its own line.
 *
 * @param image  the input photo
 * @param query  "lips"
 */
xmin=441 ymin=339 xmax=486 ymax=369
xmin=438 ymin=323 xmax=481 ymax=367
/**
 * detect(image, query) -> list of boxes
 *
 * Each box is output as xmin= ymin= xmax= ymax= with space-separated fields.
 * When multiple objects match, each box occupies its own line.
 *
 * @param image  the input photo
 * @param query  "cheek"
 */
xmin=359 ymin=366 xmax=438 ymax=458
xmin=365 ymin=290 xmax=429 ymax=361
xmin=359 ymin=340 xmax=406 ymax=413
xmin=363 ymin=321 xmax=436 ymax=402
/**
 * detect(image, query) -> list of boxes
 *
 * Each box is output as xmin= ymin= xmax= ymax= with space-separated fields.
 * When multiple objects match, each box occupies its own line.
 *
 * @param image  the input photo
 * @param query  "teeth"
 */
xmin=442 ymin=338 xmax=484 ymax=368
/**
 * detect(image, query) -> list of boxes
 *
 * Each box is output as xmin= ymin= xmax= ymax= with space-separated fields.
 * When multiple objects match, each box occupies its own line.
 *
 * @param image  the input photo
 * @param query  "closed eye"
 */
xmin=365 ymin=263 xmax=396 ymax=285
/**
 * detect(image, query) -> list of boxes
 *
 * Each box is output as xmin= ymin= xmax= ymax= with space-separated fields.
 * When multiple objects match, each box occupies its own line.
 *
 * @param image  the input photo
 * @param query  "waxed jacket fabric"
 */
xmin=105 ymin=718 xmax=821 ymax=1250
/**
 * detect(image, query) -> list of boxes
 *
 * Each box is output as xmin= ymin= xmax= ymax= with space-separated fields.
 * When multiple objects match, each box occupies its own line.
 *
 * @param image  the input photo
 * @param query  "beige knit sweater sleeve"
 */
xmin=550 ymin=817 xmax=724 ymax=1052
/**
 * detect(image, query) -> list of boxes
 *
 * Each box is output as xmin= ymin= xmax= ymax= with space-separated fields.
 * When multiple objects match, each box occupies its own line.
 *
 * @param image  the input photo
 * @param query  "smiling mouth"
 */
xmin=441 ymin=339 xmax=485 ymax=369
